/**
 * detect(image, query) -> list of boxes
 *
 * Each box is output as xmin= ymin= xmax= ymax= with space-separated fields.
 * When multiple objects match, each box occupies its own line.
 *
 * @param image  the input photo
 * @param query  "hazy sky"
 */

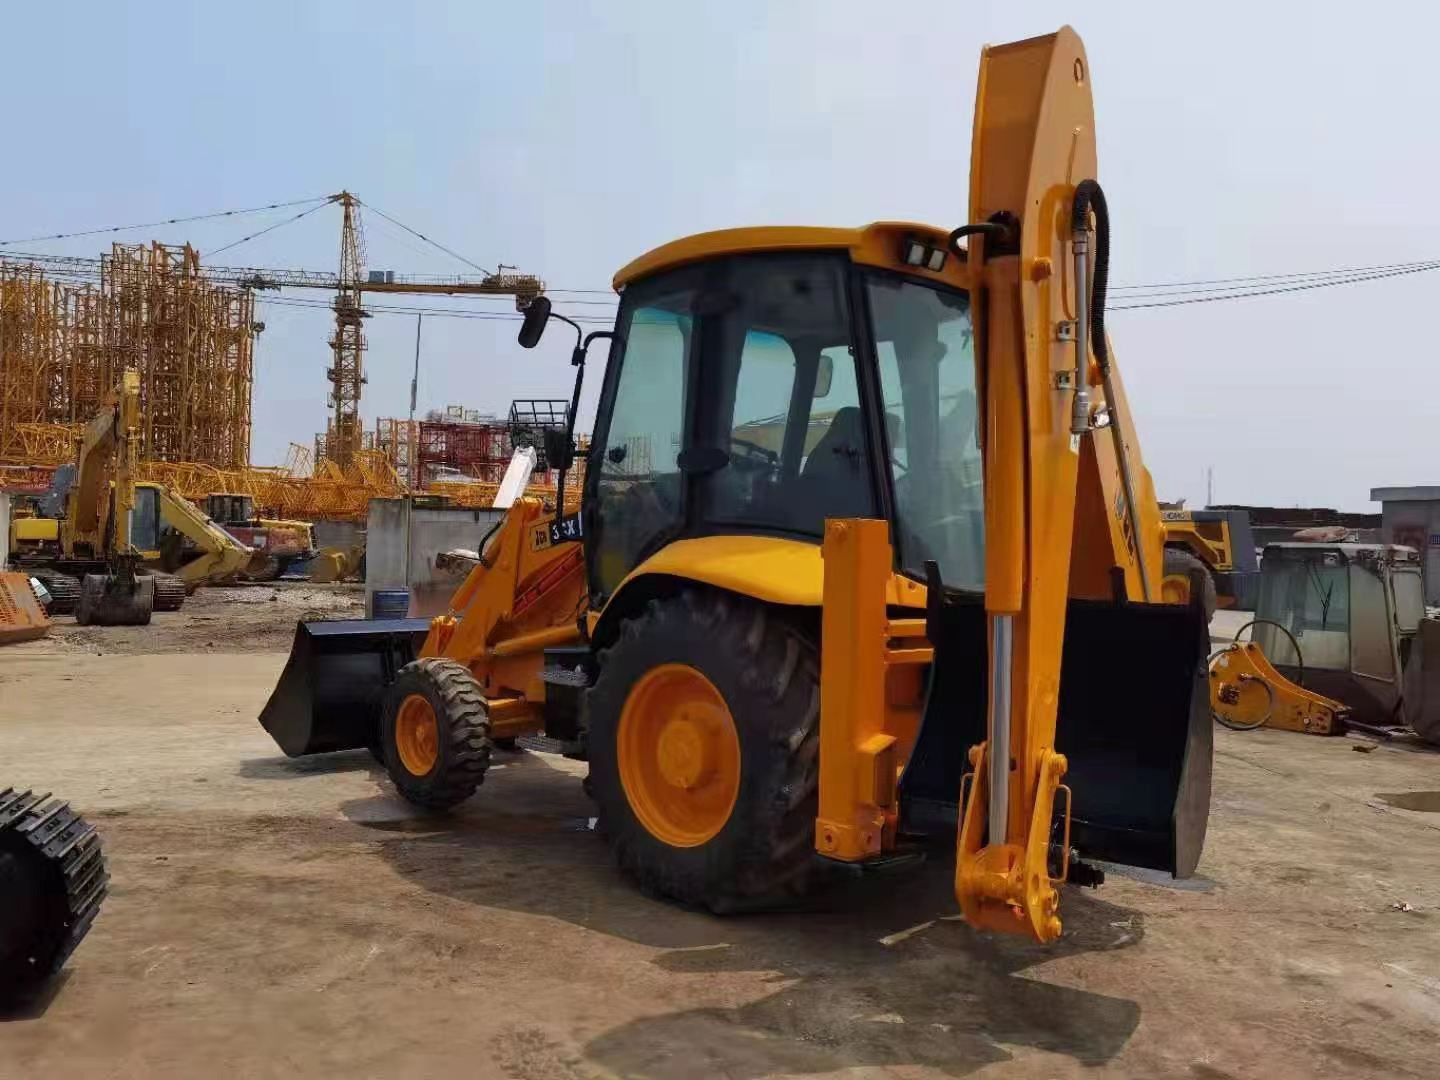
xmin=5 ymin=2 xmax=1438 ymax=510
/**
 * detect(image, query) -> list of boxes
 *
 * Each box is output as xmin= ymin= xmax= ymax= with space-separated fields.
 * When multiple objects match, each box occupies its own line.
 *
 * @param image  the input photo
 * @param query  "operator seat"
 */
xmin=798 ymin=406 xmax=871 ymax=524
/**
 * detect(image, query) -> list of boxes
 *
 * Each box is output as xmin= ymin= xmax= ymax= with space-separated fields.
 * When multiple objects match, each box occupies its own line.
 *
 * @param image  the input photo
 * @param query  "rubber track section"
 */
xmin=0 ymin=788 xmax=108 ymax=990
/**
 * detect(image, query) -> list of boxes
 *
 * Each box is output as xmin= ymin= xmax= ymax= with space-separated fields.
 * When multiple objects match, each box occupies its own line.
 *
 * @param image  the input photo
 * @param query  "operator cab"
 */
xmin=570 ymin=223 xmax=985 ymax=602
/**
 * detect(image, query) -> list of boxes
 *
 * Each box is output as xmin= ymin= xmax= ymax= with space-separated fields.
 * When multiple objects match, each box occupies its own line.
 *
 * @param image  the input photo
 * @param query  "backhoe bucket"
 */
xmin=74 ymin=573 xmax=153 ymax=627
xmin=258 ymin=618 xmax=429 ymax=757
xmin=900 ymin=593 xmax=1212 ymax=876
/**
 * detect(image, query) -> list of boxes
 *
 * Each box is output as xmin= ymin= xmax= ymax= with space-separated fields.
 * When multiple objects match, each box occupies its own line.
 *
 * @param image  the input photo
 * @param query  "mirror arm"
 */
xmin=554 ymin=329 xmax=620 ymax=520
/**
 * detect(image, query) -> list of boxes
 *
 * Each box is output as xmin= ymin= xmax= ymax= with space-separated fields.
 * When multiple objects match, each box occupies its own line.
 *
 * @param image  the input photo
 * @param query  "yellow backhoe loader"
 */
xmin=260 ymin=27 xmax=1211 ymax=941
xmin=10 ymin=370 xmax=259 ymax=621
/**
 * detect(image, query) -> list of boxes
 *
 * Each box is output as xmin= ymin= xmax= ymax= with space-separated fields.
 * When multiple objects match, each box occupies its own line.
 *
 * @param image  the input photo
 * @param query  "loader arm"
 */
xmin=955 ymin=28 xmax=1199 ymax=940
xmin=149 ymin=484 xmax=257 ymax=588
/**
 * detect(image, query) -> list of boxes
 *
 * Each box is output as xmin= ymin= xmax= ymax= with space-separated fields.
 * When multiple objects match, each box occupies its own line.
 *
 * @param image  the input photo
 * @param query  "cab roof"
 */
xmin=611 ymin=221 xmax=967 ymax=292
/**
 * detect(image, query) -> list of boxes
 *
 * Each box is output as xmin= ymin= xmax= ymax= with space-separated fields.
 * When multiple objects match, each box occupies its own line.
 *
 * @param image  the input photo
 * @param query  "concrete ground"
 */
xmin=2 ymin=587 xmax=1439 ymax=1078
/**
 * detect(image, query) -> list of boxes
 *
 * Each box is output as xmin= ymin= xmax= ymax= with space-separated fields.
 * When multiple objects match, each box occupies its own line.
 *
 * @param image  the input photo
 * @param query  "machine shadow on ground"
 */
xmin=237 ymin=749 xmax=381 ymax=780
xmin=338 ymin=750 xmax=1145 ymax=1077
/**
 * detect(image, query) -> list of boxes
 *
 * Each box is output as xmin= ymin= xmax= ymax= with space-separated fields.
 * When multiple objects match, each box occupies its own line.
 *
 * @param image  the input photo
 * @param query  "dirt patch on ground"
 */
xmin=15 ymin=580 xmax=365 ymax=656
xmin=1 ymin=650 xmax=1439 ymax=1077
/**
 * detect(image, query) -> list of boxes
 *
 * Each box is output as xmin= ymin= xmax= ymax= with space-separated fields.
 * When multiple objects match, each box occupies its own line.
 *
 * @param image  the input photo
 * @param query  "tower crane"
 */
xmin=6 ymin=193 xmax=546 ymax=468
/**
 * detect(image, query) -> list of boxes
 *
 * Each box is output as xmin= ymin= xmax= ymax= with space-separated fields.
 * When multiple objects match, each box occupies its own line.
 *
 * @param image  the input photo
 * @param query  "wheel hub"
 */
xmin=394 ymin=694 xmax=439 ymax=776
xmin=618 ymin=664 xmax=741 ymax=847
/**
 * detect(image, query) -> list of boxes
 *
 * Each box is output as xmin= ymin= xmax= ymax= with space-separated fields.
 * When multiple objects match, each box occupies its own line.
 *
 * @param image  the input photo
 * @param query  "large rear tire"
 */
xmin=587 ymin=590 xmax=820 ymax=913
xmin=380 ymin=658 xmax=493 ymax=810
xmin=1162 ymin=548 xmax=1217 ymax=624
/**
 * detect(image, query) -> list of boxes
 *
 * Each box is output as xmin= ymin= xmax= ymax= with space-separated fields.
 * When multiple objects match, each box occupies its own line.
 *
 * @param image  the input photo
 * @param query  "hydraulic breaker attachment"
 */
xmin=259 ymin=618 xmax=429 ymax=756
xmin=1209 ymin=640 xmax=1349 ymax=735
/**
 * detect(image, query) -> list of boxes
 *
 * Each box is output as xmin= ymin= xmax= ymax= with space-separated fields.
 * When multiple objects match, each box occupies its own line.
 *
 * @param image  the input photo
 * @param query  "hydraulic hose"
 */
xmin=1070 ymin=179 xmax=1110 ymax=376
xmin=1071 ymin=179 xmax=1150 ymax=600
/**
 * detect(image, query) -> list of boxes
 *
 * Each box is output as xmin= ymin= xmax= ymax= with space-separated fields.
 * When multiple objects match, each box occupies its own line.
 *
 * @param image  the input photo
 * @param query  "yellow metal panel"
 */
xmin=604 ymin=533 xmax=930 ymax=613
xmin=607 ymin=535 xmax=826 ymax=608
xmin=12 ymin=518 xmax=59 ymax=543
xmin=612 ymin=222 xmax=972 ymax=293
xmin=815 ymin=519 xmax=892 ymax=860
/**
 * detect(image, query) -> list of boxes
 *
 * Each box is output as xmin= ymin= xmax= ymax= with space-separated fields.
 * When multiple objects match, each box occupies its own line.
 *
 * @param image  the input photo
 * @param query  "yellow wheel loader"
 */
xmin=260 ymin=26 xmax=1212 ymax=941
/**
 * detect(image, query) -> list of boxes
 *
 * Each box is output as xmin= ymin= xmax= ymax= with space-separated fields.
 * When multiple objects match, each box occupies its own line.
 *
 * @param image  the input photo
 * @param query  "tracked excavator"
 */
xmin=12 ymin=370 xmax=259 ymax=621
xmin=260 ymin=27 xmax=1211 ymax=941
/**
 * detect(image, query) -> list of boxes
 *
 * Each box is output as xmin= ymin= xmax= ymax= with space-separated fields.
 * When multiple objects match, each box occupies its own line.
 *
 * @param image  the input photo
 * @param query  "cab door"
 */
xmin=584 ymin=272 xmax=698 ymax=602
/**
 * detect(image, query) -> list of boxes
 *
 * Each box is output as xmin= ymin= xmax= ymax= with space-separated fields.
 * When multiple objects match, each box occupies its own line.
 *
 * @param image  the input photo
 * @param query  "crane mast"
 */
xmin=327 ymin=192 xmax=368 ymax=467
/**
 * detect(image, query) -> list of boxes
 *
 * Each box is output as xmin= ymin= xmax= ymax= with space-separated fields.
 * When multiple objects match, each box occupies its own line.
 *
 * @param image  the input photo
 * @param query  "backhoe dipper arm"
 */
xmin=955 ymin=28 xmax=1166 ymax=941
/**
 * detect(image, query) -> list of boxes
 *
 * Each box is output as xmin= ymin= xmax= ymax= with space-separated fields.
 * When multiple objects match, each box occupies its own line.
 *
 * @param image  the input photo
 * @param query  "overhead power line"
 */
xmin=1111 ymin=257 xmax=1440 ymax=297
xmin=0 ymin=195 xmax=331 ymax=248
xmin=1109 ymin=260 xmax=1440 ymax=311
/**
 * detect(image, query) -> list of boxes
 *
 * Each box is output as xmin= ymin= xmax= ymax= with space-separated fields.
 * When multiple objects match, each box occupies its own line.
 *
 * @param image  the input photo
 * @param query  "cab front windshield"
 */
xmin=865 ymin=273 xmax=983 ymax=590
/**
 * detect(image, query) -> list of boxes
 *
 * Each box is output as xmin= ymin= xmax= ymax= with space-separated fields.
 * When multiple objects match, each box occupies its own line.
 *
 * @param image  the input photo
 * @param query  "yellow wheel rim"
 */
xmin=395 ymin=693 xmax=439 ymax=776
xmin=617 ymin=663 xmax=740 ymax=848
xmin=1160 ymin=573 xmax=1191 ymax=606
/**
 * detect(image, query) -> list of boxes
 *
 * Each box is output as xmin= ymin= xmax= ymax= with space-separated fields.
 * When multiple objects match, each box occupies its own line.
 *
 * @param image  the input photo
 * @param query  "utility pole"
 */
xmin=409 ymin=314 xmax=422 ymax=424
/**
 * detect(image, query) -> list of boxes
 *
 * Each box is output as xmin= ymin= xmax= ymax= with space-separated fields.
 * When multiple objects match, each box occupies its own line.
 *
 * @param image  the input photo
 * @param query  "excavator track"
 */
xmin=0 ymin=788 xmax=108 ymax=999
xmin=28 ymin=571 xmax=81 ymax=617
xmin=144 ymin=572 xmax=187 ymax=613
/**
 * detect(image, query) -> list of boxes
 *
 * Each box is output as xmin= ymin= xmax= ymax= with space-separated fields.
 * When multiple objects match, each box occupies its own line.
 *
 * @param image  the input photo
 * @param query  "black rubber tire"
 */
xmin=586 ymin=590 xmax=820 ymax=913
xmin=380 ymin=658 xmax=493 ymax=810
xmin=143 ymin=572 xmax=187 ymax=613
xmin=29 ymin=571 xmax=80 ymax=617
xmin=1164 ymin=548 xmax=1217 ymax=624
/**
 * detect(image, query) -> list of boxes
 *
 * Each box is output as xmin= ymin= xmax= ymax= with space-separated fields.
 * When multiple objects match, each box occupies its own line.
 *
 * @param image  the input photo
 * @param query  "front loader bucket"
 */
xmin=258 ymin=618 xmax=429 ymax=757
xmin=900 ymin=593 xmax=1212 ymax=877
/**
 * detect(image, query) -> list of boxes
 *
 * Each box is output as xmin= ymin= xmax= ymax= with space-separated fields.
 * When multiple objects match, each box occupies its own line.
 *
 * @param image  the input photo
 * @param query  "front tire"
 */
xmin=380 ymin=658 xmax=493 ymax=810
xmin=586 ymin=590 xmax=820 ymax=912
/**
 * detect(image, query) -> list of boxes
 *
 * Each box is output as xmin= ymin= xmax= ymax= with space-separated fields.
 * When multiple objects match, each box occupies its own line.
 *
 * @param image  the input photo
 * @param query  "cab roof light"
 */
xmin=900 ymin=236 xmax=947 ymax=273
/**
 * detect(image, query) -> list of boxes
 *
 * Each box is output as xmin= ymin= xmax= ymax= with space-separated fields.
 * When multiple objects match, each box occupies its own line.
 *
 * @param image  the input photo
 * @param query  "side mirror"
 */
xmin=543 ymin=427 xmax=574 ymax=471
xmin=517 ymin=296 xmax=552 ymax=349
xmin=813 ymin=354 xmax=834 ymax=398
